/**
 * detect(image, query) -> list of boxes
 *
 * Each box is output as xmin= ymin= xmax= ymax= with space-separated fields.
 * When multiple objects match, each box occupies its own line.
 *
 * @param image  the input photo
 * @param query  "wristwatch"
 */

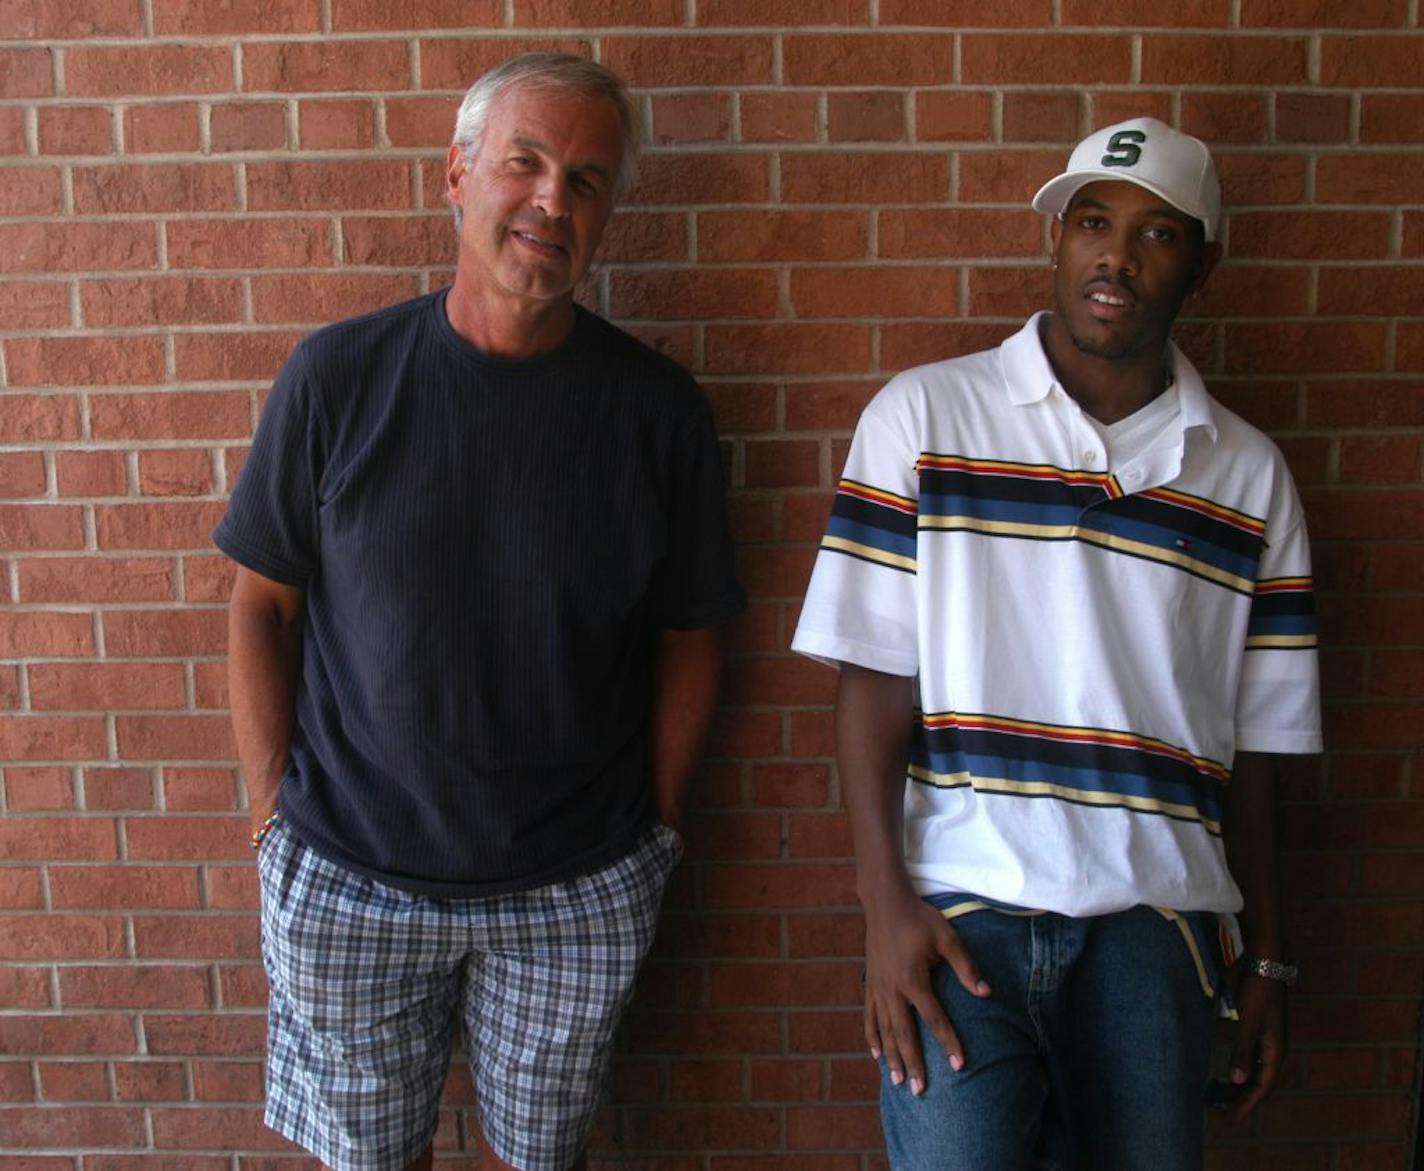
xmin=1241 ymin=956 xmax=1298 ymax=988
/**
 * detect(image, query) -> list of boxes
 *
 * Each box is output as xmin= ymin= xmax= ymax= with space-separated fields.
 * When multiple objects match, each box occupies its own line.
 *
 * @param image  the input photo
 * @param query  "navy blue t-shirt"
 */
xmin=215 ymin=291 xmax=744 ymax=895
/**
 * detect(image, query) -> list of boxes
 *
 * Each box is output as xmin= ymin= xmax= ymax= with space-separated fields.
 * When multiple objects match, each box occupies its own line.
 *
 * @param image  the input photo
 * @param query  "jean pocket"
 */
xmin=1151 ymin=906 xmax=1225 ymax=999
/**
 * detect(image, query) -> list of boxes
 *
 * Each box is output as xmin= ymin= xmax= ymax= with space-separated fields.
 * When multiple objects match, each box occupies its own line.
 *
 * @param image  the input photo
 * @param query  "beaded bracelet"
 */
xmin=250 ymin=811 xmax=281 ymax=851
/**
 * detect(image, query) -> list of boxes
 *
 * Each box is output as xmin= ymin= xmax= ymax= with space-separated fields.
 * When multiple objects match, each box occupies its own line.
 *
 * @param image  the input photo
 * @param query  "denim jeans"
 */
xmin=881 ymin=899 xmax=1223 ymax=1171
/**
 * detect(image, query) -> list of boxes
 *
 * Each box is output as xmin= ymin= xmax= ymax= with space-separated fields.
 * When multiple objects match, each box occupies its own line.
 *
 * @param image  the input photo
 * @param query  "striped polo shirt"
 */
xmin=793 ymin=313 xmax=1321 ymax=917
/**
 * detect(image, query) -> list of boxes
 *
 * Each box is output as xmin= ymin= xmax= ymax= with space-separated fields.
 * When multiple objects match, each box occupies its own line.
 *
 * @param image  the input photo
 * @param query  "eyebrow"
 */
xmin=509 ymin=134 xmax=613 ymax=183
xmin=1069 ymin=196 xmax=1191 ymax=225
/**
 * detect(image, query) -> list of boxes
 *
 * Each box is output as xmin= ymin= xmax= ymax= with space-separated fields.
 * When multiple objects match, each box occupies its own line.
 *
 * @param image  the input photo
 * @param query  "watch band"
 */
xmin=1242 ymin=956 xmax=1298 ymax=988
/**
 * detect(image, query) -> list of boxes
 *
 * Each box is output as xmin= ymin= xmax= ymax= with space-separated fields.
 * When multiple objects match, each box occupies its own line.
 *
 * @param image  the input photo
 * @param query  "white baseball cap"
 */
xmin=1032 ymin=117 xmax=1221 ymax=242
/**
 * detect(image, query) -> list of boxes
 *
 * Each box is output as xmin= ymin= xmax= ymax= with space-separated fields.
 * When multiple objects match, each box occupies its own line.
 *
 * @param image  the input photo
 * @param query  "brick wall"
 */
xmin=2 ymin=2 xmax=1421 ymax=1167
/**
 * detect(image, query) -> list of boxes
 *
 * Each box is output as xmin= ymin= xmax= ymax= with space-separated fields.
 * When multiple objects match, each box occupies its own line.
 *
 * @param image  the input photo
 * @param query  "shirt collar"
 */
xmin=1000 ymin=310 xmax=1219 ymax=443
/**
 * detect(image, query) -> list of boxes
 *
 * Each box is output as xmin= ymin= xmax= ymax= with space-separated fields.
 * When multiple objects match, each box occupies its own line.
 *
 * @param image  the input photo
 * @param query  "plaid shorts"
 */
xmin=257 ymin=818 xmax=682 ymax=1171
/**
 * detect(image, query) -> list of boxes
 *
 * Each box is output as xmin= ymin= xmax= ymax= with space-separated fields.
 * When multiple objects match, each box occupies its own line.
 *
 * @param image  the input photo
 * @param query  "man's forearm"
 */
xmin=1223 ymin=751 xmax=1285 ymax=959
xmin=227 ymin=570 xmax=305 ymax=830
xmin=648 ymin=626 xmax=723 ymax=833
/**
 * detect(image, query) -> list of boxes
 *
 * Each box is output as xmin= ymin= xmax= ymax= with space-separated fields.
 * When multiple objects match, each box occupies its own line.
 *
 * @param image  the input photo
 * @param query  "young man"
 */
xmin=218 ymin=54 xmax=742 ymax=1171
xmin=793 ymin=119 xmax=1320 ymax=1169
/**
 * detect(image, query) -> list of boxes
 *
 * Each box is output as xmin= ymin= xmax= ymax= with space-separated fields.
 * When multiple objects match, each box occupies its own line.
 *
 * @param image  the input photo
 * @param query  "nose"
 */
xmin=532 ymin=170 xmax=571 ymax=220
xmin=1097 ymin=225 xmax=1139 ymax=276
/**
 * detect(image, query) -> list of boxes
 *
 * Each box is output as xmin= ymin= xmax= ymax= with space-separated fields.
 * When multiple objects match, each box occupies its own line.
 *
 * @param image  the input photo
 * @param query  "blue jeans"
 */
xmin=881 ymin=900 xmax=1223 ymax=1171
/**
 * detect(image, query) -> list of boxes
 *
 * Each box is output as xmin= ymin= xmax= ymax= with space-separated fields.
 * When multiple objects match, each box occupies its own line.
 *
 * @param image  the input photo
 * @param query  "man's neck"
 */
xmin=1040 ymin=312 xmax=1172 ymax=426
xmin=444 ymin=272 xmax=576 ymax=361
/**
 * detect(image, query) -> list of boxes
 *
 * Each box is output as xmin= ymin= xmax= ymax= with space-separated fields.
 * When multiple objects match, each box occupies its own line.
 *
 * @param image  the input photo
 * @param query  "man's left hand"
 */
xmin=1226 ymin=973 xmax=1288 ymax=1122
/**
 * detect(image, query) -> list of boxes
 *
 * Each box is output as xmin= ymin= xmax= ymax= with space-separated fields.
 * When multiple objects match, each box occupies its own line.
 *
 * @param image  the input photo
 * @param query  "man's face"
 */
xmin=1049 ymin=179 xmax=1218 ymax=362
xmin=446 ymin=82 xmax=623 ymax=308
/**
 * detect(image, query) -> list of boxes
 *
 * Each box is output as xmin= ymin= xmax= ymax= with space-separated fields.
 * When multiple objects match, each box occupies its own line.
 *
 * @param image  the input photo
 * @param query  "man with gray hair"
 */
xmin=217 ymin=54 xmax=743 ymax=1171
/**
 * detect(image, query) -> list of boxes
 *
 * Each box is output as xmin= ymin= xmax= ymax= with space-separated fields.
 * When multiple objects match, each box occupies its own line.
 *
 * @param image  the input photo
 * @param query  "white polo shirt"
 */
xmin=792 ymin=313 xmax=1321 ymax=917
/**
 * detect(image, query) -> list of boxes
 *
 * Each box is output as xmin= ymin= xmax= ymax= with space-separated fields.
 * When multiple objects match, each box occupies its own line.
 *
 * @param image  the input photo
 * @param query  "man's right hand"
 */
xmin=863 ymin=886 xmax=991 ymax=1096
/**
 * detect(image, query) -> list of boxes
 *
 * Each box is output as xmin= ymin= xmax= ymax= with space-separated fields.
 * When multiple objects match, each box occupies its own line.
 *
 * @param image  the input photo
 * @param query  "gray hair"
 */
xmin=450 ymin=53 xmax=640 ymax=225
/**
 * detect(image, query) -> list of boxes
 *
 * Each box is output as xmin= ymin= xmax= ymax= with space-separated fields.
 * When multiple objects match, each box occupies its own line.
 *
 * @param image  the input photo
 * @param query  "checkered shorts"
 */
xmin=257 ymin=818 xmax=682 ymax=1171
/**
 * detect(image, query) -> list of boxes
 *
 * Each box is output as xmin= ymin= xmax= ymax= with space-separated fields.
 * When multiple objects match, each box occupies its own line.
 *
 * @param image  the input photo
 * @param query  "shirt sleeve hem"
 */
xmin=1235 ymin=728 xmax=1323 ymax=755
xmin=212 ymin=523 xmax=311 ymax=588
xmin=790 ymin=630 xmax=918 ymax=677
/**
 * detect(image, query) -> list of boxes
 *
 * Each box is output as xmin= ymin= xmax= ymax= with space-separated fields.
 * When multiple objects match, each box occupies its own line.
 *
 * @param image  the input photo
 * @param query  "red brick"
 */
xmin=152 ymin=0 xmax=319 ymax=33
xmin=1002 ymin=93 xmax=1080 ymax=143
xmin=1215 ymin=152 xmax=1307 ymax=205
xmin=0 ymin=48 xmax=54 ymax=98
xmin=163 ymin=768 xmax=237 ymax=813
xmin=247 ymin=160 xmax=410 ymax=211
xmin=1224 ymin=323 xmax=1385 ymax=375
xmin=1360 ymin=95 xmax=1424 ymax=144
xmin=787 ymin=1104 xmax=883 ymax=1149
xmin=1229 ymin=212 xmax=1392 ymax=260
xmin=0 ymin=716 xmax=108 ymax=762
xmin=914 ymin=91 xmax=993 ymax=144
xmin=609 ymin=269 xmax=778 ymax=322
xmin=668 ymin=1059 xmax=742 ymax=1102
xmin=37 ymin=1060 xmax=109 ymax=1102
xmin=250 ymin=273 xmax=421 ymax=324
xmin=0 ymin=611 xmax=94 ymax=657
xmin=787 ymin=1009 xmax=863 ymax=1053
xmin=781 ymin=152 xmax=947 ymax=204
xmin=879 ymin=209 xmax=1039 ymax=259
xmin=205 ymin=866 xmax=259 ymax=912
xmin=1401 ymin=323 xmax=1424 ymax=373
xmin=83 ymin=767 xmax=157 ymax=811
xmin=706 ymin=384 xmax=777 ymax=435
xmin=167 ymin=218 xmax=333 ymax=269
xmin=1 ymin=500 xmax=91 ymax=554
xmin=74 ymin=162 xmax=234 ymax=215
xmin=88 ymin=1155 xmax=231 ymax=1171
xmin=123 ymin=102 xmax=200 ymax=153
xmin=790 ymin=267 xmax=958 ymax=319
xmin=705 ymin=325 xmax=871 ymax=377
xmin=0 ymin=967 xmax=51 ymax=1007
xmin=384 ymin=95 xmax=458 ymax=148
xmin=1321 ymin=36 xmax=1424 ymax=86
xmin=243 ymin=40 xmax=409 ymax=93
xmin=1062 ymin=0 xmax=1229 ymax=21
xmin=82 ymin=276 xmax=242 ymax=328
xmin=1321 ymin=268 xmax=1424 ymax=319
xmin=630 ymin=153 xmax=768 ymax=206
xmin=0 ymin=105 xmax=23 ymax=152
xmin=959 ymin=150 xmax=1063 ymax=204
xmin=6 ymin=336 xmax=165 ymax=388
xmin=1258 ymin=1091 xmax=1412 ymax=1139
xmin=183 ymin=557 xmax=237 ymax=604
xmin=182 ymin=1062 xmax=261 ymax=1108
xmin=102 ymin=609 xmax=225 ymax=657
xmin=622 ymin=1105 xmax=780 ymax=1149
xmin=786 ymin=34 xmax=951 ymax=87
xmin=740 ymin=93 xmax=818 ymax=143
xmin=216 ymin=964 xmax=267 ymax=1007
xmin=65 ymin=45 xmax=232 ymax=98
xmin=172 ymin=331 xmax=302 ymax=382
xmin=145 ymin=1014 xmax=265 ymax=1058
xmin=297 ymin=99 xmax=376 ymax=150
xmin=1278 ymin=93 xmax=1352 ymax=142
xmin=788 ymin=812 xmax=854 ymax=858
xmin=208 ymin=101 xmax=285 ymax=152
xmin=95 ymin=501 xmax=227 ymax=551
xmin=964 ymin=265 xmax=1051 ymax=318
xmin=0 ymin=165 xmax=61 ymax=216
xmin=3 ymin=1106 xmax=145 ymax=1148
xmin=60 ymin=962 xmax=209 ymax=1008
xmin=90 ymin=392 xmax=252 ymax=442
xmin=703 ymin=862 xmax=857 ymax=909
xmin=1371 ymin=647 xmax=1424 ymax=696
xmin=1243 ymin=0 xmax=1408 ymax=23
xmin=652 ymin=93 xmax=731 ymax=146
xmin=125 ymin=816 xmax=248 ymax=863
xmin=417 ymin=37 xmax=592 ymax=92
xmin=0 ymin=280 xmax=70 ymax=331
xmin=1091 ymin=92 xmax=1174 ymax=130
xmin=699 ymin=211 xmax=868 ymax=263
xmin=0 ymin=223 xmax=157 ymax=274
xmin=883 ymin=322 xmax=1017 ymax=371
xmin=962 ymin=35 xmax=1130 ymax=85
xmin=113 ymin=1061 xmax=187 ymax=1102
xmin=37 ymin=106 xmax=115 ymax=155
xmin=132 ymin=915 xmax=259 ymax=960
xmin=4 ymin=766 xmax=74 ymax=811
xmin=826 ymin=92 xmax=905 ymax=144
xmin=341 ymin=215 xmax=456 ymax=267
xmin=700 ymin=0 xmax=865 ymax=21
xmin=138 ymin=449 xmax=213 ymax=497
xmin=605 ymin=35 xmax=772 ymax=86
xmin=2 ymin=0 xmax=143 ymax=36
xmin=0 ymin=453 xmax=46 ymax=499
xmin=1318 ymin=154 xmax=1424 ymax=205
xmin=30 ymin=663 xmax=186 ymax=712
xmin=752 ymin=763 xmax=829 ymax=808
xmin=1141 ymin=34 xmax=1308 ymax=84
xmin=333 ymin=0 xmax=499 ymax=28
xmin=115 ymin=715 xmax=236 ymax=762
xmin=1181 ymin=92 xmax=1268 ymax=144
xmin=743 ymin=441 xmax=821 ymax=490
xmin=0 ymin=915 xmax=125 ymax=961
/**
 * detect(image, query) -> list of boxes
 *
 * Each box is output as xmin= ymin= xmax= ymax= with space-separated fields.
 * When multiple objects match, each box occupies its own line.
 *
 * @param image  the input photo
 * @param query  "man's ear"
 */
xmin=445 ymin=143 xmax=467 ymax=207
xmin=1192 ymin=240 xmax=1224 ymax=297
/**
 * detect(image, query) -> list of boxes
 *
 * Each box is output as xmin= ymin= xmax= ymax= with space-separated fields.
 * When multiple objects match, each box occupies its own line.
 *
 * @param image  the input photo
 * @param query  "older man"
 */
xmin=793 ymin=119 xmax=1320 ymax=1169
xmin=218 ymin=54 xmax=742 ymax=1171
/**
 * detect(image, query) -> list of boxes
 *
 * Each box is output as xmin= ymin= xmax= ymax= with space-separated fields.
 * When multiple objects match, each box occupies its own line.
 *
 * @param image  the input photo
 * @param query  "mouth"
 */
xmin=1084 ymin=281 xmax=1135 ymax=320
xmin=510 ymin=228 xmax=568 ymax=258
